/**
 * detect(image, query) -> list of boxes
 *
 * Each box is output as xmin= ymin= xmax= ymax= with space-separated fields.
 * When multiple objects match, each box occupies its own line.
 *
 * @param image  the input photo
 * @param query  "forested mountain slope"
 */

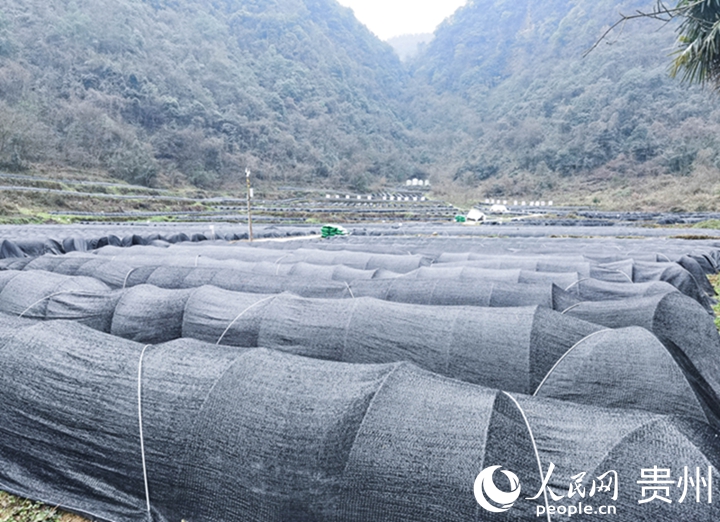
xmin=0 ymin=0 xmax=416 ymax=190
xmin=387 ymin=33 xmax=432 ymax=61
xmin=408 ymin=0 xmax=720 ymax=208
xmin=1 ymin=0 xmax=720 ymax=210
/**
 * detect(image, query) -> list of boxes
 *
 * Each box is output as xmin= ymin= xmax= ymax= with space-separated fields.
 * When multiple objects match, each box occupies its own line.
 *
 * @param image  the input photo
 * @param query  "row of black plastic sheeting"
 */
xmin=0 ymin=314 xmax=718 ymax=522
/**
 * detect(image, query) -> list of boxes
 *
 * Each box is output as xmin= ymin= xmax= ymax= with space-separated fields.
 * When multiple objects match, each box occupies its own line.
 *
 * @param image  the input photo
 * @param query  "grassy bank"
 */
xmin=435 ymin=165 xmax=720 ymax=213
xmin=0 ymin=491 xmax=88 ymax=522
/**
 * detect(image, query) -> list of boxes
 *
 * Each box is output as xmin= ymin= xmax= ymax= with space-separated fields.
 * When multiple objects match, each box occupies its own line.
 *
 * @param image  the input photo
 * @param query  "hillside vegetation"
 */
xmin=0 ymin=0 xmax=417 ymax=191
xmin=386 ymin=33 xmax=432 ymax=61
xmin=1 ymin=0 xmax=720 ymax=210
xmin=407 ymin=0 xmax=720 ymax=209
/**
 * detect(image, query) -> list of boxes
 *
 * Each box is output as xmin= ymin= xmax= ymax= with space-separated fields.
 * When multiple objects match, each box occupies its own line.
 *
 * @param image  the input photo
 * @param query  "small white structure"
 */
xmin=390 ymin=196 xmax=395 ymax=201
xmin=513 ymin=200 xmax=518 ymax=206
xmin=326 ymin=194 xmax=331 ymax=199
xmin=356 ymin=195 xmax=362 ymax=200
xmin=335 ymin=195 xmax=340 ymax=199
xmin=490 ymin=204 xmax=508 ymax=213
xmin=345 ymin=195 xmax=350 ymax=199
xmin=484 ymin=199 xmax=490 ymax=204
xmin=420 ymin=196 xmax=426 ymax=201
xmin=367 ymin=195 xmax=372 ymax=200
xmin=424 ymin=180 xmax=430 ymax=186
xmin=521 ymin=201 xmax=526 ymax=206
xmin=540 ymin=201 xmax=546 ymax=206
xmin=406 ymin=180 xmax=412 ymax=186
xmin=467 ymin=208 xmax=485 ymax=222
xmin=548 ymin=201 xmax=554 ymax=206
xmin=502 ymin=200 xmax=508 ymax=205
xmin=411 ymin=178 xmax=419 ymax=186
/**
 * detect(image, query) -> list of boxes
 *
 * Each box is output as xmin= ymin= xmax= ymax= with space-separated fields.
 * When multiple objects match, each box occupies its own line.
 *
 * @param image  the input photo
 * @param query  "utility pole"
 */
xmin=245 ymin=168 xmax=253 ymax=242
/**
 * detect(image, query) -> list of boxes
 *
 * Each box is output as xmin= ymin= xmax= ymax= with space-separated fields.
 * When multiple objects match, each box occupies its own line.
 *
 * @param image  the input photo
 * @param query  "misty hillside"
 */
xmin=0 ymin=0 xmax=418 ymax=190
xmin=408 ymin=0 xmax=720 ymax=207
xmin=1 ymin=0 xmax=720 ymax=209
xmin=386 ymin=33 xmax=432 ymax=62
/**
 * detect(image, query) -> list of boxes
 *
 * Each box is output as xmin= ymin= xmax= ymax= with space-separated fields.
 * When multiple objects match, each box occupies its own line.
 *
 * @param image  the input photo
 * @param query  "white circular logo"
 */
xmin=474 ymin=465 xmax=522 ymax=513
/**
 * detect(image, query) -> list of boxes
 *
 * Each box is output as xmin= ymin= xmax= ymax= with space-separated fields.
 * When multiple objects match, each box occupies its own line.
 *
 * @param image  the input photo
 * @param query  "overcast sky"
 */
xmin=335 ymin=0 xmax=468 ymax=40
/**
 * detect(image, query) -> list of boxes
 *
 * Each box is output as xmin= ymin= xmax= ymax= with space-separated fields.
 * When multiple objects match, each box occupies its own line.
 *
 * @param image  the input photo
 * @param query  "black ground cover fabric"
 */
xmin=0 ymin=315 xmax=719 ymax=521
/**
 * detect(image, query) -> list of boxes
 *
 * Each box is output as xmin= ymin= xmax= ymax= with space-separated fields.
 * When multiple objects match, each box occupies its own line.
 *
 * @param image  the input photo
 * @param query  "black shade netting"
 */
xmin=17 ymin=259 xmax=582 ymax=309
xmin=96 ymin=244 xmax=432 ymax=273
xmin=398 ymin=265 xmax=580 ymax=287
xmin=565 ymin=292 xmax=720 ymax=427
xmin=534 ymin=326 xmax=708 ymax=423
xmin=180 ymin=288 xmax=602 ymax=394
xmin=566 ymin=279 xmax=680 ymax=302
xmin=593 ymin=260 xmax=713 ymax=310
xmin=0 ymin=316 xmax=718 ymax=521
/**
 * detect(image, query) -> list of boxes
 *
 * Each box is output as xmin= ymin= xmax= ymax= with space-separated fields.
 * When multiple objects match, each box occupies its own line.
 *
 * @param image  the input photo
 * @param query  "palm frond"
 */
xmin=670 ymin=0 xmax=720 ymax=86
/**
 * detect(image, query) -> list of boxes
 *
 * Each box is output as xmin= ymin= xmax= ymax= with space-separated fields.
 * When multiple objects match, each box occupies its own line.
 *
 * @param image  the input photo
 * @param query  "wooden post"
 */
xmin=245 ymin=168 xmax=253 ymax=242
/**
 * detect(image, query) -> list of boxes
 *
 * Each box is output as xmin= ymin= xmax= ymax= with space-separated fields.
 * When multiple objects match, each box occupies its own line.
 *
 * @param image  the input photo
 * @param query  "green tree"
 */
xmin=593 ymin=1 xmax=720 ymax=87
xmin=671 ymin=0 xmax=720 ymax=85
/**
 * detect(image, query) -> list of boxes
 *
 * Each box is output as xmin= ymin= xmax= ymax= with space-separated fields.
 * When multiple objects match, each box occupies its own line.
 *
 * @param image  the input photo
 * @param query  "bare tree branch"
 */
xmin=584 ymin=1 xmax=684 ymax=58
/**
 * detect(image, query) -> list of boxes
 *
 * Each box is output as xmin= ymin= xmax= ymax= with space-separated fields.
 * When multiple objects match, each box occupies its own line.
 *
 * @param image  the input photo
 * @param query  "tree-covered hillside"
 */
xmin=0 ymin=0 xmax=417 ymax=190
xmin=387 ymin=33 xmax=432 ymax=62
xmin=408 ymin=0 xmax=720 ymax=208
xmin=1 ymin=0 xmax=720 ymax=210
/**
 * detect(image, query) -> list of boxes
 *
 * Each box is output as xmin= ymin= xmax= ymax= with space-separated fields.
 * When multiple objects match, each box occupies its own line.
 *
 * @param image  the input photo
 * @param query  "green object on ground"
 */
xmin=321 ymin=225 xmax=348 ymax=238
xmin=454 ymin=215 xmax=466 ymax=223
